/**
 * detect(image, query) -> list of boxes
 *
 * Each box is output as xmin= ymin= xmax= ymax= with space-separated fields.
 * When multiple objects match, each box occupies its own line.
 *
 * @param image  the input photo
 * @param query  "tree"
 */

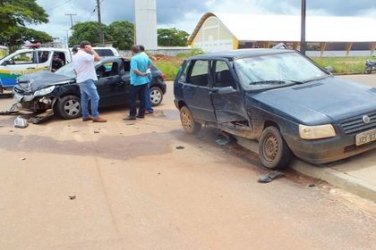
xmin=0 ymin=0 xmax=48 ymax=33
xmin=158 ymin=28 xmax=189 ymax=47
xmin=0 ymin=26 xmax=53 ymax=52
xmin=108 ymin=21 xmax=134 ymax=50
xmin=69 ymin=21 xmax=112 ymax=47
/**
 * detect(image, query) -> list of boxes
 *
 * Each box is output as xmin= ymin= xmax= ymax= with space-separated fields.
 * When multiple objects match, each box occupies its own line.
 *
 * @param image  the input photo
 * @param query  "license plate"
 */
xmin=356 ymin=129 xmax=376 ymax=146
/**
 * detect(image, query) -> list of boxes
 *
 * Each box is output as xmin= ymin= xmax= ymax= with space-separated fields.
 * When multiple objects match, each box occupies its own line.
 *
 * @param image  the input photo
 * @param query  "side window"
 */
xmin=38 ymin=51 xmax=50 ymax=63
xmin=123 ymin=61 xmax=130 ymax=72
xmin=214 ymin=60 xmax=235 ymax=88
xmin=96 ymin=62 xmax=119 ymax=78
xmin=96 ymin=65 xmax=107 ymax=78
xmin=188 ymin=60 xmax=209 ymax=86
xmin=11 ymin=52 xmax=34 ymax=65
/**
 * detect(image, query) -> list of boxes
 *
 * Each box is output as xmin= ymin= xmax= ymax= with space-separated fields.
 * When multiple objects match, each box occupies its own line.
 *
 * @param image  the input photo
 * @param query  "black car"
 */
xmin=13 ymin=56 xmax=166 ymax=119
xmin=174 ymin=49 xmax=376 ymax=169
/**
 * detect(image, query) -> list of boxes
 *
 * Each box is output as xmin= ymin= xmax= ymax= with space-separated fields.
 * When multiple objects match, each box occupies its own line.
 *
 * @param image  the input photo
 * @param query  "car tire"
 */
xmin=56 ymin=95 xmax=81 ymax=119
xmin=180 ymin=106 xmax=201 ymax=134
xmin=150 ymin=86 xmax=163 ymax=106
xmin=258 ymin=126 xmax=292 ymax=169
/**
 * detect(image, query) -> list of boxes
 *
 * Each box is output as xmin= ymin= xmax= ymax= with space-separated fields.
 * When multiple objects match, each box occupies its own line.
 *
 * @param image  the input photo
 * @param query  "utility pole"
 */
xmin=300 ymin=0 xmax=307 ymax=55
xmin=96 ymin=0 xmax=104 ymax=45
xmin=65 ymin=13 xmax=76 ymax=28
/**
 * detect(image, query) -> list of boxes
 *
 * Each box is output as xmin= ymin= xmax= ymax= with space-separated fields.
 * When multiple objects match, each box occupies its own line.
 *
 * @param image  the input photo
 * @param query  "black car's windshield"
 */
xmin=55 ymin=63 xmax=76 ymax=78
xmin=235 ymin=52 xmax=328 ymax=90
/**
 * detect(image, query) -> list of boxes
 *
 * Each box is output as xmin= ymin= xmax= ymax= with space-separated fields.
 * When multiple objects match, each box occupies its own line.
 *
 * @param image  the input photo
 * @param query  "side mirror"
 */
xmin=2 ymin=60 xmax=10 ymax=66
xmin=324 ymin=66 xmax=333 ymax=74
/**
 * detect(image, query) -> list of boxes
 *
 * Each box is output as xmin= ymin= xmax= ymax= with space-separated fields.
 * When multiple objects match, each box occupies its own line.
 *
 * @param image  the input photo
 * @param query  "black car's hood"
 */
xmin=17 ymin=70 xmax=75 ymax=92
xmin=249 ymin=77 xmax=376 ymax=125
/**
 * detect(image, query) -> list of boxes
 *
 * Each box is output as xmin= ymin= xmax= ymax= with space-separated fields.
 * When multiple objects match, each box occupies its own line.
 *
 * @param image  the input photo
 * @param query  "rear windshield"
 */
xmin=94 ymin=49 xmax=115 ymax=57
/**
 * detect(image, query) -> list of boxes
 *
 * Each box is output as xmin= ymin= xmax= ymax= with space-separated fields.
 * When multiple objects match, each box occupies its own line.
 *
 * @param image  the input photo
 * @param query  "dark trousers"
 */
xmin=129 ymin=84 xmax=147 ymax=117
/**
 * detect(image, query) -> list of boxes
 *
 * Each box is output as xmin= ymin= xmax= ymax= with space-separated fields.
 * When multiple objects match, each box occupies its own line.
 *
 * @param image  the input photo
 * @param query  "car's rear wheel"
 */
xmin=56 ymin=95 xmax=81 ymax=119
xmin=150 ymin=86 xmax=163 ymax=106
xmin=259 ymin=126 xmax=292 ymax=169
xmin=180 ymin=106 xmax=201 ymax=134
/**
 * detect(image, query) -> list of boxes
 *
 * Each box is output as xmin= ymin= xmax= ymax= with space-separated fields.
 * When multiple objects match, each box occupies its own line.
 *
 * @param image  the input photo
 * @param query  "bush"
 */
xmin=311 ymin=56 xmax=372 ymax=75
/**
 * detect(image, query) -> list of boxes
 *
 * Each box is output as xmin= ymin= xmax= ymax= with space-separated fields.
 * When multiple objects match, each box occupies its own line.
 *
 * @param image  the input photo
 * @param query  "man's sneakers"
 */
xmin=82 ymin=116 xmax=93 ymax=122
xmin=123 ymin=116 xmax=136 ymax=121
xmin=93 ymin=116 xmax=107 ymax=122
xmin=83 ymin=116 xmax=107 ymax=122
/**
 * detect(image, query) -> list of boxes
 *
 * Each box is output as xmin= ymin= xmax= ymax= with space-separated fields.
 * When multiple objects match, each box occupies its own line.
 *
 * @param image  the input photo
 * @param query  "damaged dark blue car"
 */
xmin=174 ymin=49 xmax=376 ymax=169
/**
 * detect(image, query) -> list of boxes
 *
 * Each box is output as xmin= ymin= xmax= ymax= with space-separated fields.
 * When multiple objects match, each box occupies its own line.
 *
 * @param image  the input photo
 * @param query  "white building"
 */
xmin=189 ymin=12 xmax=376 ymax=56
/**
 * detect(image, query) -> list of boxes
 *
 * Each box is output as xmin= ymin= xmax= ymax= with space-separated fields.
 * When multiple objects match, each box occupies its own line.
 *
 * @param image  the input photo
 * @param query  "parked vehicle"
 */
xmin=13 ymin=56 xmax=166 ymax=119
xmin=364 ymin=59 xmax=376 ymax=74
xmin=0 ymin=46 xmax=120 ymax=93
xmin=174 ymin=49 xmax=376 ymax=169
xmin=0 ymin=48 xmax=71 ymax=92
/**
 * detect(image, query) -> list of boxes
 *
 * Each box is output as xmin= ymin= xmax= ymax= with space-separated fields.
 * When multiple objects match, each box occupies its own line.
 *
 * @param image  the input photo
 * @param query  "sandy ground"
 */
xmin=0 ymin=80 xmax=376 ymax=250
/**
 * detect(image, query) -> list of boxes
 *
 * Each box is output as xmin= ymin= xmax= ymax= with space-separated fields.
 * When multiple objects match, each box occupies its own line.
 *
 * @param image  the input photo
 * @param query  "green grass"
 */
xmin=155 ymin=55 xmax=374 ymax=81
xmin=155 ymin=60 xmax=182 ymax=81
xmin=311 ymin=56 xmax=373 ymax=75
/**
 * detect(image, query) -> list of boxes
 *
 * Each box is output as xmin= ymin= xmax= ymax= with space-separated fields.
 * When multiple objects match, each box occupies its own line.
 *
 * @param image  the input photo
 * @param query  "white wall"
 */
xmin=191 ymin=16 xmax=235 ymax=52
xmin=135 ymin=0 xmax=158 ymax=50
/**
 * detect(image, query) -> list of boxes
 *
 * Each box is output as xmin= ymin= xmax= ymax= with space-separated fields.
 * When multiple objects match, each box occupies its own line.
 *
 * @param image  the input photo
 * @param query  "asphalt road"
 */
xmin=0 ymin=76 xmax=376 ymax=250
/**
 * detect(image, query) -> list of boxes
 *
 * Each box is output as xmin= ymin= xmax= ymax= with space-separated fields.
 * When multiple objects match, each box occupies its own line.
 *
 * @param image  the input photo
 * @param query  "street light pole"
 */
xmin=300 ymin=0 xmax=307 ymax=55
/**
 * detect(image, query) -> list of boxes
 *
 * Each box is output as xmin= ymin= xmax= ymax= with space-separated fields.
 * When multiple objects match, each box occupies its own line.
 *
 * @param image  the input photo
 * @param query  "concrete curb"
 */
xmin=236 ymin=137 xmax=376 ymax=202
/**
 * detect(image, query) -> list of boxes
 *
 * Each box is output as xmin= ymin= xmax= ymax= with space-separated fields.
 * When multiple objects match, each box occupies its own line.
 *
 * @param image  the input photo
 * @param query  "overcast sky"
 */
xmin=32 ymin=0 xmax=376 ymax=41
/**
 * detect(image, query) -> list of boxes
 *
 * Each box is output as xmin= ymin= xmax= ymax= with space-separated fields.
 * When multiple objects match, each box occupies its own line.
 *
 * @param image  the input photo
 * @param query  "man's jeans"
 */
xmin=144 ymin=83 xmax=153 ymax=112
xmin=129 ymin=84 xmax=147 ymax=117
xmin=78 ymin=79 xmax=100 ymax=118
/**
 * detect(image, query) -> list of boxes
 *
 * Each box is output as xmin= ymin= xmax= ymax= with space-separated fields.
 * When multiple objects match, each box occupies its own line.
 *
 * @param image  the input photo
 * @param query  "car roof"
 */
xmin=189 ymin=49 xmax=295 ymax=60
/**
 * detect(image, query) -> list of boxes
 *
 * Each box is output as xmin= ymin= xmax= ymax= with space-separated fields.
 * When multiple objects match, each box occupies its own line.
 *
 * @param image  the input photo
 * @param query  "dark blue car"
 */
xmin=174 ymin=49 xmax=376 ymax=169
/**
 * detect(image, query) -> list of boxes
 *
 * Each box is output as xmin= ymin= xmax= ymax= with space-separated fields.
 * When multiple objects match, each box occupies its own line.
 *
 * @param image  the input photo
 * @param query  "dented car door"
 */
xmin=210 ymin=60 xmax=248 ymax=124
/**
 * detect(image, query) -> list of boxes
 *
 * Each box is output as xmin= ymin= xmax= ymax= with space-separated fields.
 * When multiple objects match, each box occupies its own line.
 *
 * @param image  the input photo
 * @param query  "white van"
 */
xmin=0 ymin=48 xmax=72 ymax=92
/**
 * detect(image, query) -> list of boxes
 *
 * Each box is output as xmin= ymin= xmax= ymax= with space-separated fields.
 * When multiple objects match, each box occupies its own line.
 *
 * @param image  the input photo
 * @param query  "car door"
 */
xmin=182 ymin=59 xmax=216 ymax=122
xmin=210 ymin=60 xmax=248 ymax=123
xmin=95 ymin=60 xmax=123 ymax=106
xmin=0 ymin=50 xmax=39 ymax=87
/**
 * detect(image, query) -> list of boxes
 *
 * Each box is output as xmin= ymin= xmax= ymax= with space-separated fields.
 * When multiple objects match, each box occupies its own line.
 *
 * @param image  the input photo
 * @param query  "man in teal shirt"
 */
xmin=125 ymin=46 xmax=151 ymax=120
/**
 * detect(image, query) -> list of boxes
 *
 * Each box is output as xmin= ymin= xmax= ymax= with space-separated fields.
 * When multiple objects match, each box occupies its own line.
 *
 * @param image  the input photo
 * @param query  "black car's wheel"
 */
xmin=56 ymin=95 xmax=81 ymax=119
xmin=364 ymin=67 xmax=372 ymax=74
xmin=180 ymin=106 xmax=201 ymax=134
xmin=150 ymin=86 xmax=163 ymax=106
xmin=258 ymin=126 xmax=292 ymax=169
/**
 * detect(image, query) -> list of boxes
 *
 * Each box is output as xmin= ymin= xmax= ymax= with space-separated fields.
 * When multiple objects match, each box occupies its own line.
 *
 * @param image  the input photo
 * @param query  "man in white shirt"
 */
xmin=72 ymin=41 xmax=107 ymax=122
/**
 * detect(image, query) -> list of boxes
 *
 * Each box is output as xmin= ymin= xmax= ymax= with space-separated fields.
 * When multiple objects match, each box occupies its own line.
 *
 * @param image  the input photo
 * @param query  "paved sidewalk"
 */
xmin=237 ymin=74 xmax=376 ymax=203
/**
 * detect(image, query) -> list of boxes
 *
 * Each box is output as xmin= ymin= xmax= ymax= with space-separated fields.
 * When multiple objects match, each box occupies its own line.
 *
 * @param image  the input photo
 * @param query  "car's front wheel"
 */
xmin=150 ymin=86 xmax=163 ymax=106
xmin=258 ymin=126 xmax=292 ymax=169
xmin=180 ymin=106 xmax=201 ymax=134
xmin=56 ymin=95 xmax=81 ymax=119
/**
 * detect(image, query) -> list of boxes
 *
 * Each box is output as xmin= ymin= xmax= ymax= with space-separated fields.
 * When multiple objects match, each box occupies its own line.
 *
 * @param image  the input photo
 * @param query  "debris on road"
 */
xmin=69 ymin=195 xmax=76 ymax=200
xmin=94 ymin=130 xmax=100 ymax=134
xmin=0 ymin=103 xmax=20 ymax=116
xmin=258 ymin=171 xmax=284 ymax=183
xmin=14 ymin=116 xmax=28 ymax=128
xmin=215 ymin=132 xmax=234 ymax=146
xmin=176 ymin=146 xmax=185 ymax=150
xmin=20 ymin=157 xmax=26 ymax=161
